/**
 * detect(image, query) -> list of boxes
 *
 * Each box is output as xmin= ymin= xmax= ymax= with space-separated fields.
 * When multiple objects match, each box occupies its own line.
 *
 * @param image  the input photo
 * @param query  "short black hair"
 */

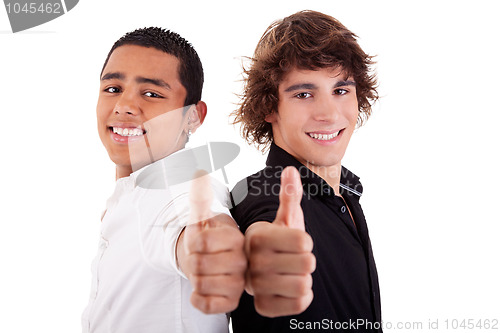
xmin=101 ymin=27 xmax=204 ymax=107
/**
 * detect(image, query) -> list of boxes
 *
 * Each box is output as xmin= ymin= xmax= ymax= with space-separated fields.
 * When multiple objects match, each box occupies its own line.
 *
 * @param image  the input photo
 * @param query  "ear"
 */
xmin=265 ymin=111 xmax=278 ymax=123
xmin=187 ymin=101 xmax=207 ymax=134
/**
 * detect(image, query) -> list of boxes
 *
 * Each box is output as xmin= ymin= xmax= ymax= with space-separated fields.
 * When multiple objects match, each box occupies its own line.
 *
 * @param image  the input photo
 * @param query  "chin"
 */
xmin=109 ymin=155 xmax=131 ymax=168
xmin=306 ymin=158 xmax=341 ymax=168
xmin=300 ymin=149 xmax=341 ymax=166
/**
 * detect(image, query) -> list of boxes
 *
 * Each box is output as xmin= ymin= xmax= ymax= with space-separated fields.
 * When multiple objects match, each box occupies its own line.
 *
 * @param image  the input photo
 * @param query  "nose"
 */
xmin=113 ymin=93 xmax=140 ymax=116
xmin=312 ymin=95 xmax=340 ymax=122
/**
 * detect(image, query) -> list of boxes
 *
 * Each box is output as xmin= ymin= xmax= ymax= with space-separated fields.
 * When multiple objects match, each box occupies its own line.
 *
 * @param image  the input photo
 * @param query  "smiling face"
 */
xmin=97 ymin=45 xmax=193 ymax=179
xmin=267 ymin=67 xmax=359 ymax=179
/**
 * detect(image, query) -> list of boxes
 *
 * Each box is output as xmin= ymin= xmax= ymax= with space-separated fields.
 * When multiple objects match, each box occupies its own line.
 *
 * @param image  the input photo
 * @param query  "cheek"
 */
xmin=96 ymin=99 xmax=112 ymax=121
xmin=345 ymin=101 xmax=359 ymax=125
xmin=278 ymin=104 xmax=306 ymax=127
xmin=96 ymin=110 xmax=107 ymax=131
xmin=146 ymin=111 xmax=185 ymax=139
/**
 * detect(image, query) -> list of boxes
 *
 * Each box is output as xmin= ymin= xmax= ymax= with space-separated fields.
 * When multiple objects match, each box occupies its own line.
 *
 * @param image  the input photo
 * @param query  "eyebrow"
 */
xmin=100 ymin=72 xmax=171 ymax=90
xmin=136 ymin=76 xmax=171 ymax=90
xmin=284 ymin=80 xmax=356 ymax=92
xmin=101 ymin=72 xmax=124 ymax=81
xmin=334 ymin=80 xmax=356 ymax=88
xmin=284 ymin=83 xmax=317 ymax=92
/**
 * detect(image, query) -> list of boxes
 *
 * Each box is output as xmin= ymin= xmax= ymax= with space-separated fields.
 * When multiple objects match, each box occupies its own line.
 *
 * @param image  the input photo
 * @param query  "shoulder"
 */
xmin=230 ymin=166 xmax=282 ymax=232
xmin=230 ymin=166 xmax=282 ymax=205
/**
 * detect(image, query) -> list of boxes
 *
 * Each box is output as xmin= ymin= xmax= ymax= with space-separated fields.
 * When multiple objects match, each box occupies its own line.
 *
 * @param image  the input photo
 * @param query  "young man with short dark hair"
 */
xmin=83 ymin=27 xmax=246 ymax=333
xmin=230 ymin=10 xmax=382 ymax=332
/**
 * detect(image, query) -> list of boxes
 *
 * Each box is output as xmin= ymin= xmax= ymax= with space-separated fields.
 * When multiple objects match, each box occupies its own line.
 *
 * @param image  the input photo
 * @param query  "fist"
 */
xmin=178 ymin=170 xmax=247 ymax=314
xmin=245 ymin=166 xmax=316 ymax=317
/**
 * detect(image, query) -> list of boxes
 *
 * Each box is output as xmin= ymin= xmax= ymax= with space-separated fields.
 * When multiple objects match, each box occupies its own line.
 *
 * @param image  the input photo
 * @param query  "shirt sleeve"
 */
xmin=230 ymin=174 xmax=280 ymax=234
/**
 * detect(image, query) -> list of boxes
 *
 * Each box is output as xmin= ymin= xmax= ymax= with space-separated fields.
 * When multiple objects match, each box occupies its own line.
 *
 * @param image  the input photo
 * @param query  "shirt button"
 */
xmin=340 ymin=206 xmax=347 ymax=214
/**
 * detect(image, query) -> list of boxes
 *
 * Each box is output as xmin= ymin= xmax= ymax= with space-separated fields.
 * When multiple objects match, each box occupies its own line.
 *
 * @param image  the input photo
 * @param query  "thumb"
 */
xmin=274 ymin=166 xmax=304 ymax=230
xmin=188 ymin=170 xmax=214 ymax=227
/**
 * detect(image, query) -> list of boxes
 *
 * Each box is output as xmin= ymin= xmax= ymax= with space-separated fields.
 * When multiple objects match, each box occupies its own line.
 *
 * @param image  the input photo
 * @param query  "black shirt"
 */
xmin=230 ymin=143 xmax=382 ymax=332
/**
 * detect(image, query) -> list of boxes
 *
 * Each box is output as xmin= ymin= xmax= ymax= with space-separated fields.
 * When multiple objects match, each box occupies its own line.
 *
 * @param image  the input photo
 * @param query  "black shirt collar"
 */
xmin=265 ymin=142 xmax=363 ymax=198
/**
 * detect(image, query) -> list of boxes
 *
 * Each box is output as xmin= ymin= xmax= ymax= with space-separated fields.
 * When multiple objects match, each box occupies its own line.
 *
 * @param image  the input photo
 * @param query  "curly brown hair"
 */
xmin=232 ymin=10 xmax=378 ymax=152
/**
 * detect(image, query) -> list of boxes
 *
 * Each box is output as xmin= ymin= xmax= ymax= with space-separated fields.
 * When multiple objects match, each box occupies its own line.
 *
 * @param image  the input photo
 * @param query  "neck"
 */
xmin=114 ymin=144 xmax=188 ymax=181
xmin=115 ymin=165 xmax=133 ymax=180
xmin=304 ymin=161 xmax=342 ymax=195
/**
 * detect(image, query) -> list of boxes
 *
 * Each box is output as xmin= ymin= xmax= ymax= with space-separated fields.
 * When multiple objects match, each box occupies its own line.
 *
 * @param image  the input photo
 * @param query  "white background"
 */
xmin=1 ymin=0 xmax=499 ymax=332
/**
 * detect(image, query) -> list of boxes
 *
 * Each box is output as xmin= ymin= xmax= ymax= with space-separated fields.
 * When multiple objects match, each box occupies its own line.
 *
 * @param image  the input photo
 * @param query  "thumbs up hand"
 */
xmin=177 ymin=171 xmax=246 ymax=314
xmin=244 ymin=166 xmax=316 ymax=317
xmin=274 ymin=165 xmax=305 ymax=230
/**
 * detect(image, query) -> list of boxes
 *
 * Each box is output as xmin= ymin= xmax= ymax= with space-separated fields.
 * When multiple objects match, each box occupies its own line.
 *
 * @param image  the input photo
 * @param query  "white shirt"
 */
xmin=82 ymin=149 xmax=231 ymax=333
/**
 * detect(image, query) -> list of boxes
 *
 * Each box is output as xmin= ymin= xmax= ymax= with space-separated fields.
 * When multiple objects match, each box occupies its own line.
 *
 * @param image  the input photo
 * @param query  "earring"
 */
xmin=187 ymin=129 xmax=192 ymax=137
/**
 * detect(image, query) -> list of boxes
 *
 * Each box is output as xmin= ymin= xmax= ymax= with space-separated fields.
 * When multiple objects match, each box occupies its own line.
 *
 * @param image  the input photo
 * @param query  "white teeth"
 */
xmin=308 ymin=131 xmax=340 ymax=140
xmin=112 ymin=127 xmax=144 ymax=137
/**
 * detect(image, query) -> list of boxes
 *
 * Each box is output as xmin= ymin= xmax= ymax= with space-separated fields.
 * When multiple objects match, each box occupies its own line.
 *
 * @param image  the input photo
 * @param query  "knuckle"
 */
xmin=191 ymin=275 xmax=207 ymax=293
xmin=308 ymin=253 xmax=316 ymax=272
xmin=290 ymin=296 xmax=310 ymax=314
xmin=196 ymin=231 xmax=211 ymax=252
xmin=249 ymin=253 xmax=271 ymax=273
xmin=296 ymin=274 xmax=313 ymax=295
xmin=254 ymin=296 xmax=274 ymax=317
xmin=249 ymin=275 xmax=263 ymax=292
xmin=234 ymin=253 xmax=248 ymax=272
xmin=203 ymin=216 xmax=217 ymax=228
xmin=197 ymin=296 xmax=216 ymax=314
xmin=304 ymin=233 xmax=314 ymax=251
xmin=295 ymin=232 xmax=313 ymax=252
xmin=289 ymin=300 xmax=303 ymax=314
xmin=249 ymin=230 xmax=273 ymax=250
xmin=225 ymin=296 xmax=240 ymax=312
xmin=301 ymin=253 xmax=316 ymax=273
xmin=199 ymin=300 xmax=212 ymax=314
xmin=225 ymin=274 xmax=245 ymax=296
xmin=248 ymin=233 xmax=264 ymax=251
xmin=191 ymin=293 xmax=205 ymax=313
xmin=233 ymin=231 xmax=245 ymax=247
xmin=235 ymin=275 xmax=246 ymax=292
xmin=250 ymin=275 xmax=268 ymax=294
xmin=189 ymin=255 xmax=205 ymax=273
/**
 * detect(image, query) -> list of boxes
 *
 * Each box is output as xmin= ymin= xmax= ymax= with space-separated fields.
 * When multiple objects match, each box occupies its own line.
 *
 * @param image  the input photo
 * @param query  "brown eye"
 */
xmin=333 ymin=89 xmax=348 ymax=95
xmin=144 ymin=91 xmax=162 ymax=98
xmin=295 ymin=92 xmax=312 ymax=99
xmin=104 ymin=87 xmax=120 ymax=93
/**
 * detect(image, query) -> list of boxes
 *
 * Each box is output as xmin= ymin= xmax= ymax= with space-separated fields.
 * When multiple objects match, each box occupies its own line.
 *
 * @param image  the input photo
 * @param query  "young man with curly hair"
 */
xmin=230 ymin=10 xmax=382 ymax=332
